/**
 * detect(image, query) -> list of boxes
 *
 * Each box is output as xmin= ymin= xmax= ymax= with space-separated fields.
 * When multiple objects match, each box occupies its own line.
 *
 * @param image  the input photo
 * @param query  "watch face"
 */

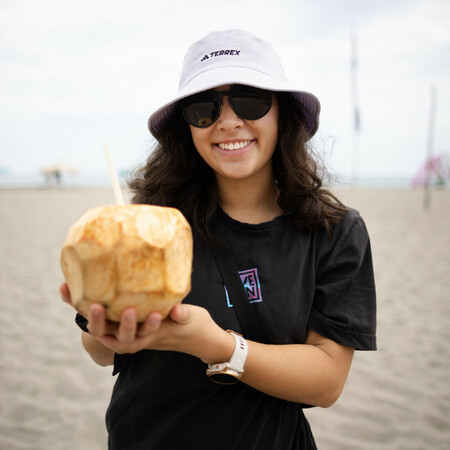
xmin=208 ymin=372 xmax=240 ymax=385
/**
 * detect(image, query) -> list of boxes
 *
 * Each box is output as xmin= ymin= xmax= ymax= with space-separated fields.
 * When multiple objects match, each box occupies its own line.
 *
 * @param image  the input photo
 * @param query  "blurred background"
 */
xmin=0 ymin=0 xmax=449 ymax=189
xmin=0 ymin=2 xmax=449 ymax=450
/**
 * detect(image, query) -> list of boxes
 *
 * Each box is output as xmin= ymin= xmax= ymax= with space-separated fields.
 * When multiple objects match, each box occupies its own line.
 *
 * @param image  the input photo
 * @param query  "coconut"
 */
xmin=60 ymin=204 xmax=193 ymax=322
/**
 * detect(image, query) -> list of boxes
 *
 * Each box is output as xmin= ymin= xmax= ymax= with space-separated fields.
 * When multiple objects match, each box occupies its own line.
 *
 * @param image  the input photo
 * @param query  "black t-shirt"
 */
xmin=76 ymin=208 xmax=376 ymax=450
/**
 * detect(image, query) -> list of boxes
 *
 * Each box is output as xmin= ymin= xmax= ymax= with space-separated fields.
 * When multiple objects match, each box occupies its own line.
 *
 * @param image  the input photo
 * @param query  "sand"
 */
xmin=0 ymin=187 xmax=449 ymax=449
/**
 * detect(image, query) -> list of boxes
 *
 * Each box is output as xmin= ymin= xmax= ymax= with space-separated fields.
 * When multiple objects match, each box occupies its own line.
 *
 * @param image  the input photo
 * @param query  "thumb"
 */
xmin=169 ymin=303 xmax=192 ymax=325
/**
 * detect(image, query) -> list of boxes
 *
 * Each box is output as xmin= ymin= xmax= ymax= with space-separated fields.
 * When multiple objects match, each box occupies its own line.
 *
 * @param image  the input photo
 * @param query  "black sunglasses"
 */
xmin=180 ymin=85 xmax=273 ymax=128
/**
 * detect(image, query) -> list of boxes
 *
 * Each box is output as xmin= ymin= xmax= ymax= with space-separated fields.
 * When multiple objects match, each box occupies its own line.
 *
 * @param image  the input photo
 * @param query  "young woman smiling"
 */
xmin=61 ymin=29 xmax=377 ymax=449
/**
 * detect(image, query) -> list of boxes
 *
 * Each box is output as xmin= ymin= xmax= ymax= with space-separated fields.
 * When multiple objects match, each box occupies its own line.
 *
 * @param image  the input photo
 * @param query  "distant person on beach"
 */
xmin=60 ymin=29 xmax=377 ymax=449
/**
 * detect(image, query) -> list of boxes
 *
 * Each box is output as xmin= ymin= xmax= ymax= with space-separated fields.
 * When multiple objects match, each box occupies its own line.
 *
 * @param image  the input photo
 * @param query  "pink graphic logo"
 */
xmin=225 ymin=268 xmax=262 ymax=307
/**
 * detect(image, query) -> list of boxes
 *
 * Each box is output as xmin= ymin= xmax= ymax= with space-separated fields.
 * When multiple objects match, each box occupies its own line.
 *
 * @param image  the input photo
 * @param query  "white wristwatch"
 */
xmin=206 ymin=330 xmax=248 ymax=385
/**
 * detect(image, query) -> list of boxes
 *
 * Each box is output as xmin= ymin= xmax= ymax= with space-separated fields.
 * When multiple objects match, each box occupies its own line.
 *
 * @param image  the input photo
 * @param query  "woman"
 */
xmin=60 ymin=29 xmax=376 ymax=449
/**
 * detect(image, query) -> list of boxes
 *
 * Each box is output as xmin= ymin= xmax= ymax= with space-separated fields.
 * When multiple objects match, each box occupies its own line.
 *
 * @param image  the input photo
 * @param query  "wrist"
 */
xmin=206 ymin=331 xmax=249 ymax=384
xmin=200 ymin=327 xmax=236 ymax=366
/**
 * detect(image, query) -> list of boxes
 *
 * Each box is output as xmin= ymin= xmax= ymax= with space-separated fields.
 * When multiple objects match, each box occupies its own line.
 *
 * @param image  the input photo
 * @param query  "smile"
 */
xmin=216 ymin=140 xmax=252 ymax=151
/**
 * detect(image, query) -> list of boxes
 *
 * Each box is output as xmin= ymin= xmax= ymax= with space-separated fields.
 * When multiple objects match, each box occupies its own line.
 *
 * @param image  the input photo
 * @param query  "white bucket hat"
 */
xmin=148 ymin=29 xmax=320 ymax=138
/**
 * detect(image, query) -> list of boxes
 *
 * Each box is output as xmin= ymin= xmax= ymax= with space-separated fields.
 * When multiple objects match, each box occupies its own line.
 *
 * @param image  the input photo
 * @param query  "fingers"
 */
xmin=116 ymin=308 xmax=138 ymax=343
xmin=59 ymin=282 xmax=71 ymax=305
xmin=93 ymin=308 xmax=162 ymax=354
xmin=84 ymin=304 xmax=167 ymax=354
xmin=88 ymin=306 xmax=155 ymax=342
xmin=138 ymin=312 xmax=163 ymax=336
xmin=87 ymin=303 xmax=108 ymax=336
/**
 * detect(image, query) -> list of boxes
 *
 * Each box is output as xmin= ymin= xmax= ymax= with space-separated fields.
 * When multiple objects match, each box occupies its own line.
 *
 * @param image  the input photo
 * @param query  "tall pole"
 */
xmin=351 ymin=29 xmax=360 ymax=188
xmin=424 ymin=84 xmax=437 ymax=210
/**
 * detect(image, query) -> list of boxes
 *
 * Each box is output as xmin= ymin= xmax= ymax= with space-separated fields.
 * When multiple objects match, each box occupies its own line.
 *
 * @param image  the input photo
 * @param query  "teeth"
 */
xmin=217 ymin=141 xmax=251 ymax=150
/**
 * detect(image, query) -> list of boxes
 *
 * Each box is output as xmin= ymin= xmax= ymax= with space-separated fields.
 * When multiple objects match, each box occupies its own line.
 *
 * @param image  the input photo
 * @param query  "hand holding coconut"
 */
xmin=59 ymin=203 xmax=193 ymax=354
xmin=59 ymin=200 xmax=233 ymax=360
xmin=60 ymin=281 xmax=231 ymax=360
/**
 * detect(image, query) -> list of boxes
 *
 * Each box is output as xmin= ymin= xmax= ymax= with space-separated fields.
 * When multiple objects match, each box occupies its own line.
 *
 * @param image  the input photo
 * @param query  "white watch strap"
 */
xmin=228 ymin=332 xmax=248 ymax=373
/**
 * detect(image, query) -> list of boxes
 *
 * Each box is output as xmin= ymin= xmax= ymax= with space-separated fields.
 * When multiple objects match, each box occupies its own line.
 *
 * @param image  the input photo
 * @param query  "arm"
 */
xmin=166 ymin=309 xmax=354 ymax=407
xmin=81 ymin=331 xmax=115 ymax=367
xmin=241 ymin=330 xmax=354 ymax=407
xmin=78 ymin=298 xmax=353 ymax=407
xmin=60 ymin=283 xmax=353 ymax=406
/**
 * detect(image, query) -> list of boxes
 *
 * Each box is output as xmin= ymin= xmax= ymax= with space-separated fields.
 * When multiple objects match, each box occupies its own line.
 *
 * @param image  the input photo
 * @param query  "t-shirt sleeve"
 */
xmin=307 ymin=209 xmax=377 ymax=350
xmin=75 ymin=312 xmax=89 ymax=332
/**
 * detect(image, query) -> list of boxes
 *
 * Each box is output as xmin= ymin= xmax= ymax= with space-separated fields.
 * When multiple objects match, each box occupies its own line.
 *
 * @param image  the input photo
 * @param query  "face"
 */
xmin=188 ymin=85 xmax=279 ymax=185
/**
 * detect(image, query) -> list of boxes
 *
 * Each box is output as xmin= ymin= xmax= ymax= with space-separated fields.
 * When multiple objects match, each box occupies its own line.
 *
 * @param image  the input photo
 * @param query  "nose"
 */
xmin=216 ymin=96 xmax=244 ymax=130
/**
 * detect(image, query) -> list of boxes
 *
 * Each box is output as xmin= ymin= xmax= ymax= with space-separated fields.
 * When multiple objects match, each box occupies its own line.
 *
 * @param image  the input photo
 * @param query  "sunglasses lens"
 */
xmin=181 ymin=86 xmax=272 ymax=128
xmin=182 ymin=93 xmax=219 ymax=128
xmin=231 ymin=88 xmax=272 ymax=120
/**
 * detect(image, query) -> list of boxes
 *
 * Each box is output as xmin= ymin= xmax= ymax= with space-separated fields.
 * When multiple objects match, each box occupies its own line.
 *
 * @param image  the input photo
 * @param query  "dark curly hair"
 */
xmin=128 ymin=93 xmax=346 ymax=243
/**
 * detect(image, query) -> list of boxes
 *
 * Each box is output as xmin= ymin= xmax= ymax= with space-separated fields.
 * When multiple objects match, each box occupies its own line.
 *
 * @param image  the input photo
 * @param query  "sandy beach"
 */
xmin=0 ymin=187 xmax=449 ymax=450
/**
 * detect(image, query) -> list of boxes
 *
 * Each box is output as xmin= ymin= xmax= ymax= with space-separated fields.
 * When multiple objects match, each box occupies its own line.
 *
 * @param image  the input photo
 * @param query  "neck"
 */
xmin=216 ymin=171 xmax=283 ymax=224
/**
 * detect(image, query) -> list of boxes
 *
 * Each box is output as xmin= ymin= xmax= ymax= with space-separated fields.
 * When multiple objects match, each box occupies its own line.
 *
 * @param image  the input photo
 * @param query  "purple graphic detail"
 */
xmin=225 ymin=268 xmax=262 ymax=308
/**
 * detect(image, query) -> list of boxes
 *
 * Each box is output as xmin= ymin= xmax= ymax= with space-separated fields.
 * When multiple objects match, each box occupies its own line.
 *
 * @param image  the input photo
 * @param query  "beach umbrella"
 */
xmin=40 ymin=163 xmax=79 ymax=175
xmin=39 ymin=163 xmax=80 ymax=185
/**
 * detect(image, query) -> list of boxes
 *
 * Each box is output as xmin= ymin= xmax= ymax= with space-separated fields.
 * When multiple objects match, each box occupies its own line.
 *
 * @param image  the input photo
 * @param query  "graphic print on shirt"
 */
xmin=225 ymin=268 xmax=262 ymax=307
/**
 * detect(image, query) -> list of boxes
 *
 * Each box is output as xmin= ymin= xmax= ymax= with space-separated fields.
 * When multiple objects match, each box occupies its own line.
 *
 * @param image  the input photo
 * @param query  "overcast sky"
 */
xmin=1 ymin=0 xmax=449 ymax=182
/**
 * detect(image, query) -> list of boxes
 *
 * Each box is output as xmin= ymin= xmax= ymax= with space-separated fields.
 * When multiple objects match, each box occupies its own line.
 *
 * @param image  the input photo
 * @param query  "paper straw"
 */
xmin=102 ymin=142 xmax=125 ymax=205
